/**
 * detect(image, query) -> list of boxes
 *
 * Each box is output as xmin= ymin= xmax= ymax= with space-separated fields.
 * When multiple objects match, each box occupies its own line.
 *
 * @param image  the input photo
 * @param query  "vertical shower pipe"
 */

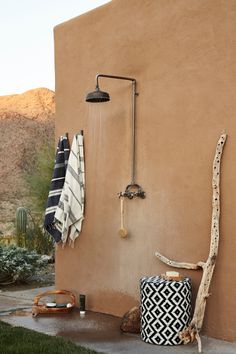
xmin=96 ymin=74 xmax=137 ymax=185
xmin=131 ymin=80 xmax=136 ymax=185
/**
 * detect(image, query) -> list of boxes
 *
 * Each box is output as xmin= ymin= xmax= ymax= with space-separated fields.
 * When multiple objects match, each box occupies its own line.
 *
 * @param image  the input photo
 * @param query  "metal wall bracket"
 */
xmin=118 ymin=184 xmax=146 ymax=200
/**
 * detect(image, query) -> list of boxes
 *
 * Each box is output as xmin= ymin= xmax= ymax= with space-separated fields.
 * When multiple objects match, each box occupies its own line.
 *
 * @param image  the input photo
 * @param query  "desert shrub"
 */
xmin=0 ymin=245 xmax=45 ymax=284
xmin=25 ymin=211 xmax=54 ymax=255
xmin=14 ymin=206 xmax=54 ymax=255
xmin=25 ymin=143 xmax=55 ymax=214
xmin=23 ymin=142 xmax=55 ymax=254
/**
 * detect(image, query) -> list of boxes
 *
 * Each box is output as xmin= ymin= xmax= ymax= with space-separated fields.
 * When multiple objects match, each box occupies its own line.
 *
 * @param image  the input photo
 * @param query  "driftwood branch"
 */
xmin=155 ymin=251 xmax=204 ymax=270
xmin=155 ymin=133 xmax=227 ymax=353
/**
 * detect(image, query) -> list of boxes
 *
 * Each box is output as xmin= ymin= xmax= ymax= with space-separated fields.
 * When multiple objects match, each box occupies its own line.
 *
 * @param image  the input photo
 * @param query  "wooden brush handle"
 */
xmin=118 ymin=197 xmax=128 ymax=238
xmin=120 ymin=197 xmax=124 ymax=229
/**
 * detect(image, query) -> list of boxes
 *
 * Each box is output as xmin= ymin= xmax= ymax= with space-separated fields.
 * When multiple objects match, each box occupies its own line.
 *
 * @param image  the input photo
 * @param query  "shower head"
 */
xmin=85 ymin=85 xmax=110 ymax=103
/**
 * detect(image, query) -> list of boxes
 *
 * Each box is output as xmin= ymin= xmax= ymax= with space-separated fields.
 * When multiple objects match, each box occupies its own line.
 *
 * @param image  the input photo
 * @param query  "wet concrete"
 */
xmin=0 ymin=286 xmax=54 ymax=301
xmin=0 ymin=286 xmax=54 ymax=314
xmin=9 ymin=309 xmax=32 ymax=317
xmin=0 ymin=287 xmax=236 ymax=353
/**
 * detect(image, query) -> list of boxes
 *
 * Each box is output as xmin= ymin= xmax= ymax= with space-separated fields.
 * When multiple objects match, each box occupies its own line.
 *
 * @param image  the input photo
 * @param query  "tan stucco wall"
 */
xmin=54 ymin=0 xmax=236 ymax=341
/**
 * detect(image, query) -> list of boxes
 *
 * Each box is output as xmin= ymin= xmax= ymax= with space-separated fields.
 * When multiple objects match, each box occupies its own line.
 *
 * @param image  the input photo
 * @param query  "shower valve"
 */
xmin=119 ymin=184 xmax=146 ymax=200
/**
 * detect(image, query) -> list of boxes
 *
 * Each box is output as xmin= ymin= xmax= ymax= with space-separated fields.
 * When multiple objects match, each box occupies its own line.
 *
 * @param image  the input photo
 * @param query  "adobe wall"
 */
xmin=54 ymin=0 xmax=236 ymax=341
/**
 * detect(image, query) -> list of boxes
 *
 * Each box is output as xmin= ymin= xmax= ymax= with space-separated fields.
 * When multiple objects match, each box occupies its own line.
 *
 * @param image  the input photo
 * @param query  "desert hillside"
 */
xmin=0 ymin=87 xmax=55 ymax=120
xmin=0 ymin=88 xmax=55 ymax=236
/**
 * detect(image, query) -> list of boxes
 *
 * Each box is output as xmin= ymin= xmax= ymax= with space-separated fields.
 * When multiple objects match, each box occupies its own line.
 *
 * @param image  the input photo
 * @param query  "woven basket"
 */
xmin=32 ymin=289 xmax=76 ymax=317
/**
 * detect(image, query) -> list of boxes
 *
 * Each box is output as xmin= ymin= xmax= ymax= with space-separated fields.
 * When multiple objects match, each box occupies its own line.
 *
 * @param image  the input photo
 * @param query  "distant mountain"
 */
xmin=0 ymin=87 xmax=55 ymax=120
xmin=0 ymin=88 xmax=55 ymax=235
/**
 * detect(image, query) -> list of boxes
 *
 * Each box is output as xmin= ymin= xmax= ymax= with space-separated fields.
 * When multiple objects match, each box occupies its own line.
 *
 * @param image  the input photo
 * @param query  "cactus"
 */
xmin=16 ymin=207 xmax=28 ymax=246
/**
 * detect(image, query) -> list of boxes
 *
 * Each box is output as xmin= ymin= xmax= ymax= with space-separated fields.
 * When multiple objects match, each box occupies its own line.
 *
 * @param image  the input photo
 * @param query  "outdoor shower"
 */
xmin=86 ymin=74 xmax=145 ymax=200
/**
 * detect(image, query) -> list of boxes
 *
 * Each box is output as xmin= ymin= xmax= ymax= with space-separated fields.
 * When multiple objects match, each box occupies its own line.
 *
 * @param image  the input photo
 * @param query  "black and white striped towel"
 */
xmin=44 ymin=135 xmax=70 ymax=242
xmin=54 ymin=133 xmax=85 ymax=246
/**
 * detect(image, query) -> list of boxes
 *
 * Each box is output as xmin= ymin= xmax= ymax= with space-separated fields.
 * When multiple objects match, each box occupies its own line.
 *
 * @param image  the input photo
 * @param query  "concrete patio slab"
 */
xmin=0 ymin=286 xmax=53 ymax=314
xmin=0 ymin=286 xmax=54 ymax=301
xmin=0 ymin=287 xmax=236 ymax=354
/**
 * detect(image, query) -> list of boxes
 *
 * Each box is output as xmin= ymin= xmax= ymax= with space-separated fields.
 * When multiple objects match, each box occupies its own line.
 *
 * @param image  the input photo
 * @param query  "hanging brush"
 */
xmin=118 ymin=196 xmax=128 ymax=238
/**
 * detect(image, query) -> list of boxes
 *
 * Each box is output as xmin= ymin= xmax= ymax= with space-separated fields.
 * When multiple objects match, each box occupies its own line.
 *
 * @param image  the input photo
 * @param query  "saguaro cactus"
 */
xmin=16 ymin=207 xmax=28 ymax=246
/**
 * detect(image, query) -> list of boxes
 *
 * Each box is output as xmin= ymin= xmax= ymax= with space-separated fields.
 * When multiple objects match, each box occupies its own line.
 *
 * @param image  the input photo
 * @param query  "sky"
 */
xmin=0 ymin=0 xmax=110 ymax=96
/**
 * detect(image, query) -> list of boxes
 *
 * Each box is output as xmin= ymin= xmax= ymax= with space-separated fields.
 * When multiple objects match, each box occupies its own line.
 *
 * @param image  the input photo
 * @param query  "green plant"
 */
xmin=0 ymin=245 xmax=45 ymax=284
xmin=14 ymin=208 xmax=53 ymax=255
xmin=0 ymin=321 xmax=101 ymax=354
xmin=22 ymin=143 xmax=55 ymax=254
xmin=25 ymin=211 xmax=53 ymax=255
xmin=25 ymin=143 xmax=55 ymax=214
xmin=16 ymin=207 xmax=27 ymax=247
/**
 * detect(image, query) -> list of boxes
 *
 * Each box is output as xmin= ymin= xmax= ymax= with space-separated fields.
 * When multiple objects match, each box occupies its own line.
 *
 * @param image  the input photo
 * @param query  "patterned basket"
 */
xmin=32 ymin=289 xmax=76 ymax=317
xmin=140 ymin=276 xmax=191 ymax=345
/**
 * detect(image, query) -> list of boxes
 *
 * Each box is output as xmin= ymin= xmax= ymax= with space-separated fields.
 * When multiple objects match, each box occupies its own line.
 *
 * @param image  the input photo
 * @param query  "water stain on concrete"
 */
xmin=9 ymin=310 xmax=32 ymax=317
xmin=57 ymin=311 xmax=136 ymax=343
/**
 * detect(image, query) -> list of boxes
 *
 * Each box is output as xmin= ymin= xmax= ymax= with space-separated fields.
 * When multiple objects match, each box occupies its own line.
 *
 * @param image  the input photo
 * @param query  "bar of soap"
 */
xmin=166 ymin=271 xmax=180 ymax=277
xmin=55 ymin=303 xmax=67 ymax=308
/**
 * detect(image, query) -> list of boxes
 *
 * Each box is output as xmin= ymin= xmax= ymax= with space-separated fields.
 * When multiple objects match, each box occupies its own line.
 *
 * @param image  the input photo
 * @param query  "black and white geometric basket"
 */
xmin=140 ymin=276 xmax=192 ymax=345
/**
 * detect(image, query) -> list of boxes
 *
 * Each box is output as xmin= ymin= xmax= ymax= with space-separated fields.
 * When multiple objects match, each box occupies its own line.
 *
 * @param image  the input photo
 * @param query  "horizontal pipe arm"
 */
xmin=96 ymin=74 xmax=136 ymax=88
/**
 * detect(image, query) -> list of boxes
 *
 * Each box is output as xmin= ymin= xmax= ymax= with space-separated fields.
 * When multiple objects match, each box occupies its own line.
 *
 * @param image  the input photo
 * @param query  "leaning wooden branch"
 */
xmin=155 ymin=133 xmax=227 ymax=353
xmin=155 ymin=251 xmax=205 ymax=270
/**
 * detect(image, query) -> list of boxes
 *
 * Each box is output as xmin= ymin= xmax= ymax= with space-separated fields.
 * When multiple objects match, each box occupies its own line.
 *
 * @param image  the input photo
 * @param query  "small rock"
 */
xmin=120 ymin=306 xmax=140 ymax=333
